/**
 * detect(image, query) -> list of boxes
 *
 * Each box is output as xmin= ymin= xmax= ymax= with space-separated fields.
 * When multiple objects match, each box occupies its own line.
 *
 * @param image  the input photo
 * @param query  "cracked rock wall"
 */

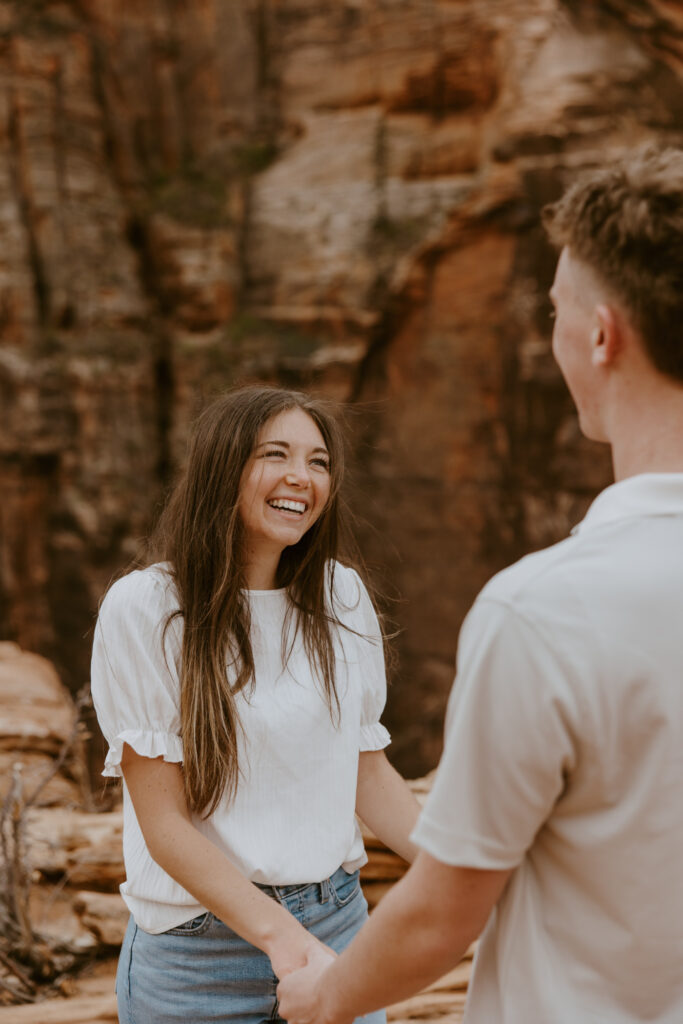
xmin=1 ymin=0 xmax=682 ymax=775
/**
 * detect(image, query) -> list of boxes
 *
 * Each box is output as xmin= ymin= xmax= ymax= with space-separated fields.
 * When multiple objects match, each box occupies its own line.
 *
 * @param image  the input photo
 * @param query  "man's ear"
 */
xmin=591 ymin=304 xmax=620 ymax=367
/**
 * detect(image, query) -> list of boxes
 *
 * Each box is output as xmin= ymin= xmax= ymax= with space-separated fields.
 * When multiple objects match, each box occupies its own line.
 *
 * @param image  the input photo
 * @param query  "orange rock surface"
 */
xmin=0 ymin=0 xmax=681 ymax=779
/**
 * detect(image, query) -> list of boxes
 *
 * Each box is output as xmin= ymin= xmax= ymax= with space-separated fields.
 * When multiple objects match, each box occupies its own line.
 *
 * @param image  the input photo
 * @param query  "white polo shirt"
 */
xmin=413 ymin=473 xmax=683 ymax=1023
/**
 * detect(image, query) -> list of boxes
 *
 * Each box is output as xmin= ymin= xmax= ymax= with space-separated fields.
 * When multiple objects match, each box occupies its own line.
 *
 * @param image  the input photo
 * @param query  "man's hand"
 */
xmin=277 ymin=944 xmax=343 ymax=1024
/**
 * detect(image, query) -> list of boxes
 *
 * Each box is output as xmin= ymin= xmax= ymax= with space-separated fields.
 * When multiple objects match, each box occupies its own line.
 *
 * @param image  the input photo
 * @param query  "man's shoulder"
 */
xmin=455 ymin=535 xmax=600 ymax=713
xmin=478 ymin=534 xmax=584 ymax=614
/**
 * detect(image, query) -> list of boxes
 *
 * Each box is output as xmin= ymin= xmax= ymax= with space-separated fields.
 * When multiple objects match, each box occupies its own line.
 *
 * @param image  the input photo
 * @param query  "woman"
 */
xmin=91 ymin=385 xmax=421 ymax=1024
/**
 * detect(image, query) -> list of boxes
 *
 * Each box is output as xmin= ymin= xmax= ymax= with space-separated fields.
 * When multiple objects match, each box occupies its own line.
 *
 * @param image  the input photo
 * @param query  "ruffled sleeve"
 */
xmin=90 ymin=568 xmax=184 ymax=777
xmin=333 ymin=564 xmax=391 ymax=752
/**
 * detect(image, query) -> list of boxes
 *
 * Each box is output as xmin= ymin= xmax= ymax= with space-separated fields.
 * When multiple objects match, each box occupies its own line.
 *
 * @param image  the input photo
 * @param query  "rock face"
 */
xmin=0 ymin=642 xmax=88 ymax=806
xmin=1 ymin=0 xmax=682 ymax=774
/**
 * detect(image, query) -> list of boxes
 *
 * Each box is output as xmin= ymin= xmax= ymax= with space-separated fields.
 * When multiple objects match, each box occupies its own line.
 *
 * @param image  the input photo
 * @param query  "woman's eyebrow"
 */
xmin=256 ymin=439 xmax=329 ymax=454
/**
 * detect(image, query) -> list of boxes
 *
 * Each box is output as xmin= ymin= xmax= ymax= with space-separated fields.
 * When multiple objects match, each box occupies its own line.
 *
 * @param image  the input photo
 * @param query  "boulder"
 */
xmin=73 ymin=891 xmax=129 ymax=948
xmin=26 ymin=808 xmax=124 ymax=888
xmin=0 ymin=643 xmax=88 ymax=803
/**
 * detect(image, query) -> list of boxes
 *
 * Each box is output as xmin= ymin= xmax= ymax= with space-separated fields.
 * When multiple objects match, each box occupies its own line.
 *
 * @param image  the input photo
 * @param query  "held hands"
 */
xmin=277 ymin=943 xmax=347 ymax=1024
xmin=269 ymin=929 xmax=335 ymax=981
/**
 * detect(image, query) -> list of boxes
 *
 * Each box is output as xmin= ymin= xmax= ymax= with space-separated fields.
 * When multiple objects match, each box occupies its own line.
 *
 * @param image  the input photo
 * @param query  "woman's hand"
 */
xmin=268 ymin=930 xmax=336 ymax=980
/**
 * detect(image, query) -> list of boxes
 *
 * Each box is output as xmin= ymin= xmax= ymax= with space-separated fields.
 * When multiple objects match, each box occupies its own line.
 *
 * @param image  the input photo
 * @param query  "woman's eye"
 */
xmin=311 ymin=457 xmax=330 ymax=470
xmin=262 ymin=449 xmax=286 ymax=459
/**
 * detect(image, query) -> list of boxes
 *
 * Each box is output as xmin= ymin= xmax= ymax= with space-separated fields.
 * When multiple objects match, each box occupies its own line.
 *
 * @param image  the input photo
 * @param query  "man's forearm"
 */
xmin=322 ymin=874 xmax=467 ymax=1020
xmin=318 ymin=853 xmax=512 ymax=1021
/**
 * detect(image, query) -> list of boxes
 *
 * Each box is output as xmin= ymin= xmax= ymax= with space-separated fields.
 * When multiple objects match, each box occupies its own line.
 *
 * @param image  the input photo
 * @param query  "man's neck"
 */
xmin=610 ymin=385 xmax=683 ymax=481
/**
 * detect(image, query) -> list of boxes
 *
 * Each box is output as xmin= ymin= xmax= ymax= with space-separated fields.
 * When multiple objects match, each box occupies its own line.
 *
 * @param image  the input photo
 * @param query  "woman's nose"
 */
xmin=285 ymin=465 xmax=310 ymax=487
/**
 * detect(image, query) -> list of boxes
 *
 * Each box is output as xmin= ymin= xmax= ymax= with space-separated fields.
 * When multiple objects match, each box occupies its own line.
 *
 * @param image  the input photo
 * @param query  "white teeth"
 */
xmin=268 ymin=499 xmax=306 ymax=514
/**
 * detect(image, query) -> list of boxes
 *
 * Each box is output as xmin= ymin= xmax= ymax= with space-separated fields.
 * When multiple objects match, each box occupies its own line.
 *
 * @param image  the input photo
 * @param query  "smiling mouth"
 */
xmin=267 ymin=498 xmax=307 ymax=515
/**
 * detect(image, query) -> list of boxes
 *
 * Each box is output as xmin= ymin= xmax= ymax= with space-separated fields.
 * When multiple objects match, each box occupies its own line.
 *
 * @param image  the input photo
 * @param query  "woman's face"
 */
xmin=239 ymin=407 xmax=332 ymax=560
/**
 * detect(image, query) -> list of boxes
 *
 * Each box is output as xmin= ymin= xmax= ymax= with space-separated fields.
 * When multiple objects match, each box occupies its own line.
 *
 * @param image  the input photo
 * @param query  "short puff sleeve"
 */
xmin=91 ymin=568 xmax=184 ymax=777
xmin=333 ymin=564 xmax=391 ymax=752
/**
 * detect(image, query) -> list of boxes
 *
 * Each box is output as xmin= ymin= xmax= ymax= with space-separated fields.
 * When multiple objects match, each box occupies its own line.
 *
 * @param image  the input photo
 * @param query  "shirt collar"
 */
xmin=571 ymin=473 xmax=683 ymax=536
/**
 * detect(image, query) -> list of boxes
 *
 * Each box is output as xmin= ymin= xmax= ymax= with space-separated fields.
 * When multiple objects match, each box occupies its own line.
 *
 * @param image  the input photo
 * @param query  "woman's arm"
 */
xmin=355 ymin=750 xmax=422 ymax=864
xmin=120 ymin=744 xmax=330 ymax=978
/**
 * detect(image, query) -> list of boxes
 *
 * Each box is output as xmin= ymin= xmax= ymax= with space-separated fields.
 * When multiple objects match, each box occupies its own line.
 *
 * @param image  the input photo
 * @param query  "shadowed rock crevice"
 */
xmin=6 ymin=88 xmax=49 ymax=328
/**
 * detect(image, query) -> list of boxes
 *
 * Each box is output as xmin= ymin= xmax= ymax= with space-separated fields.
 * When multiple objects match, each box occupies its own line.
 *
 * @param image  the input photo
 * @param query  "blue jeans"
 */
xmin=116 ymin=866 xmax=386 ymax=1024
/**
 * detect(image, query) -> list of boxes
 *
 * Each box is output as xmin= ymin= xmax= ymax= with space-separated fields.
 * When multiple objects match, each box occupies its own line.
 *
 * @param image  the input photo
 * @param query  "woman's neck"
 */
xmin=243 ymin=546 xmax=282 ymax=591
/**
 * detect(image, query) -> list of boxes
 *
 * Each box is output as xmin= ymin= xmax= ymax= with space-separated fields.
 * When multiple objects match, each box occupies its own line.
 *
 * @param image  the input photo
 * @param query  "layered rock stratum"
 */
xmin=1 ymin=0 xmax=682 ymax=773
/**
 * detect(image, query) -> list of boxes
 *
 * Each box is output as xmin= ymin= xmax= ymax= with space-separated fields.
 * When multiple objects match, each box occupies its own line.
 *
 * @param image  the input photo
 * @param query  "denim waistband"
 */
xmin=253 ymin=865 xmax=350 ymax=904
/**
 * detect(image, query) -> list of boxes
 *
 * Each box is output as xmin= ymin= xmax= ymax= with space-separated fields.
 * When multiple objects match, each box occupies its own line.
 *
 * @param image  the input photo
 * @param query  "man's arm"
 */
xmin=277 ymin=849 xmax=512 ymax=1024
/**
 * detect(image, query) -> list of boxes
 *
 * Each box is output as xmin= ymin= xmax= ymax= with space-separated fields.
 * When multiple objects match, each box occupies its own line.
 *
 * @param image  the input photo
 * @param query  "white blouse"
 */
xmin=91 ymin=561 xmax=390 ymax=934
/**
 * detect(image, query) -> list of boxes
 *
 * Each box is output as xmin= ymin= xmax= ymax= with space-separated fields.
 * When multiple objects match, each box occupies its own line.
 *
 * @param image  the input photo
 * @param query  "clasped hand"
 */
xmin=277 ymin=943 xmax=349 ymax=1024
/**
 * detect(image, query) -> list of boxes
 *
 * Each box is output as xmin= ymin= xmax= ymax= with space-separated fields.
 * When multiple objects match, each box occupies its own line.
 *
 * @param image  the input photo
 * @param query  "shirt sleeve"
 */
xmin=336 ymin=566 xmax=391 ymax=753
xmin=412 ymin=596 xmax=582 ymax=869
xmin=90 ymin=570 xmax=184 ymax=778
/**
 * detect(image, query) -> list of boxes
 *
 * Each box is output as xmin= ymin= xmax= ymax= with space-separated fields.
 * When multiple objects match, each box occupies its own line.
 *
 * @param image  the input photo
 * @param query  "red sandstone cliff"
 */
xmin=1 ymin=0 xmax=682 ymax=774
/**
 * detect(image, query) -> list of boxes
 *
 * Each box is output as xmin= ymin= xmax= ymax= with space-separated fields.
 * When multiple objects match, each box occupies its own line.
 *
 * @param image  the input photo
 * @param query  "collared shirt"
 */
xmin=413 ymin=473 xmax=683 ymax=1023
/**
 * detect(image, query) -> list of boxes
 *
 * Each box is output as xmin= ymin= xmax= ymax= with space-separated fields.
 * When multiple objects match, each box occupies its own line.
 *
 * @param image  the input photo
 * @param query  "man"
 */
xmin=277 ymin=145 xmax=683 ymax=1023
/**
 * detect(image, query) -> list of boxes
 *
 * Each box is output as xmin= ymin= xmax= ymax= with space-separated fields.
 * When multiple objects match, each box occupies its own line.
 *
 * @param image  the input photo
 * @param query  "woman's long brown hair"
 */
xmin=145 ymin=386 xmax=354 ymax=817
